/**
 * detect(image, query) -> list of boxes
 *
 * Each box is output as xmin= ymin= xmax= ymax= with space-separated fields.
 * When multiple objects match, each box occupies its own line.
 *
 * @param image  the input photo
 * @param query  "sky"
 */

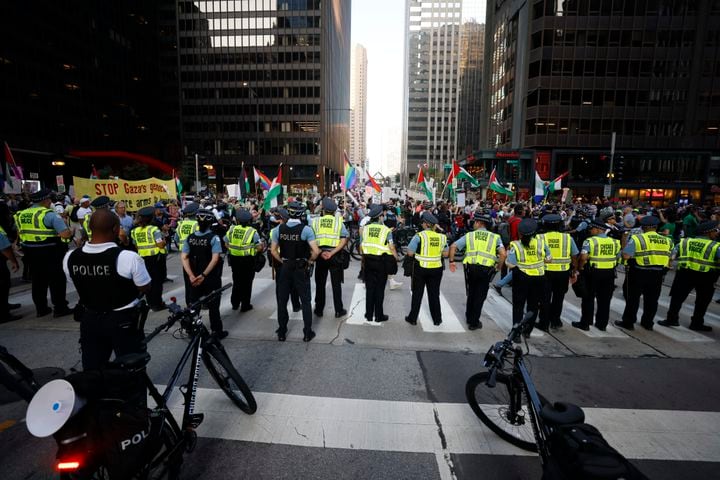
xmin=351 ymin=0 xmax=406 ymax=176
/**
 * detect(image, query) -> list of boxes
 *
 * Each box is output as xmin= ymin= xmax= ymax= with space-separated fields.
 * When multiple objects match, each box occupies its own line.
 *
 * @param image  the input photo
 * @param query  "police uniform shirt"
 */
xmin=358 ymin=223 xmax=394 ymax=247
xmin=62 ymin=242 xmax=151 ymax=310
xmin=545 ymin=235 xmax=580 ymax=256
xmin=181 ymin=230 xmax=223 ymax=255
xmin=131 ymin=226 xmax=164 ymax=247
xmin=506 ymin=240 xmax=552 ymax=267
xmin=452 ymin=228 xmax=504 ymax=252
xmin=407 ymin=232 xmax=448 ymax=255
xmin=581 ymin=233 xmax=621 ymax=263
xmin=223 ymin=229 xmax=262 ymax=245
xmin=20 ymin=204 xmax=70 ymax=248
xmin=671 ymin=236 xmax=720 ymax=261
xmin=622 ymin=236 xmax=665 ymax=270
xmin=313 ymin=216 xmax=349 ymax=246
xmin=0 ymin=228 xmax=11 ymax=251
xmin=270 ymin=219 xmax=315 ymax=244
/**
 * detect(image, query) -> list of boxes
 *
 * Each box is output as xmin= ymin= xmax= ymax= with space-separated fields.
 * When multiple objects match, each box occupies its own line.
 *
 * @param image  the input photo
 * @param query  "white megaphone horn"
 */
xmin=26 ymin=379 xmax=86 ymax=438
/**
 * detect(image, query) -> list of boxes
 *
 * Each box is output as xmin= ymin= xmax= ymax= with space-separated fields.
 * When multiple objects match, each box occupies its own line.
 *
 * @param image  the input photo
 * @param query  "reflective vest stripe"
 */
xmin=677 ymin=238 xmax=720 ymax=271
xmin=415 ymin=231 xmax=444 ymax=268
xmin=313 ymin=216 xmax=341 ymax=247
xmin=362 ymin=224 xmax=391 ymax=256
xmin=16 ymin=207 xmax=58 ymax=243
xmin=227 ymin=226 xmax=257 ymax=256
xmin=632 ymin=232 xmax=671 ymax=267
xmin=511 ymin=237 xmax=545 ymax=275
xmin=587 ymin=236 xmax=619 ymax=269
xmin=545 ymin=231 xmax=571 ymax=271
xmin=132 ymin=226 xmax=160 ymax=257
xmin=463 ymin=230 xmax=499 ymax=266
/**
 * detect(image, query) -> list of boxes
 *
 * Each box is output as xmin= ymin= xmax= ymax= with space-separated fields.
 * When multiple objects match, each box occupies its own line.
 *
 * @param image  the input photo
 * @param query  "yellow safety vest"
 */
xmin=15 ymin=206 xmax=58 ymax=243
xmin=587 ymin=236 xmax=620 ymax=269
xmin=131 ymin=225 xmax=161 ymax=257
xmin=631 ymin=231 xmax=671 ymax=267
xmin=82 ymin=214 xmax=93 ymax=241
xmin=361 ymin=223 xmax=392 ymax=256
xmin=544 ymin=231 xmax=572 ymax=272
xmin=177 ymin=219 xmax=199 ymax=249
xmin=463 ymin=229 xmax=500 ymax=266
xmin=677 ymin=237 xmax=720 ymax=272
xmin=226 ymin=225 xmax=257 ymax=257
xmin=312 ymin=215 xmax=342 ymax=248
xmin=511 ymin=236 xmax=546 ymax=276
xmin=415 ymin=230 xmax=446 ymax=269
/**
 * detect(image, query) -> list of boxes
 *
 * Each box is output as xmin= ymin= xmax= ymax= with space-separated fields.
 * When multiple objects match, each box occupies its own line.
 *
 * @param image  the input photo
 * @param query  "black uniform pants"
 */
xmin=465 ymin=264 xmax=493 ymax=327
xmin=511 ymin=270 xmax=545 ymax=332
xmin=314 ymin=256 xmax=343 ymax=314
xmin=667 ymin=269 xmax=718 ymax=327
xmin=1 ymin=260 xmax=10 ymax=317
xmin=622 ymin=268 xmax=663 ymax=327
xmin=364 ymin=256 xmax=387 ymax=321
xmin=158 ymin=253 xmax=168 ymax=281
xmin=24 ymin=244 xmax=68 ymax=313
xmin=539 ymin=270 xmax=571 ymax=329
xmin=580 ymin=269 xmax=615 ymax=329
xmin=187 ymin=266 xmax=223 ymax=333
xmin=228 ymin=255 xmax=256 ymax=309
xmin=142 ymin=254 xmax=164 ymax=307
xmin=276 ymin=262 xmax=313 ymax=335
xmin=408 ymin=266 xmax=443 ymax=324
xmin=79 ymin=308 xmax=145 ymax=370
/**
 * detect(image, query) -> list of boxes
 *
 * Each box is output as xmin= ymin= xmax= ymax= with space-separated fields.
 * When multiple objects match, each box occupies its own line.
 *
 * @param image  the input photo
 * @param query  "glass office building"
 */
xmin=481 ymin=0 xmax=720 ymax=202
xmin=177 ymin=0 xmax=350 ymax=193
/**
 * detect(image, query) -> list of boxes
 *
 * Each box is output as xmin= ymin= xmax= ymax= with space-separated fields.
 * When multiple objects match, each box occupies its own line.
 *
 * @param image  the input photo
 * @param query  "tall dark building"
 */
xmin=0 ymin=1 xmax=179 ymax=185
xmin=480 ymin=0 xmax=720 ymax=203
xmin=177 ymin=0 xmax=351 ymax=194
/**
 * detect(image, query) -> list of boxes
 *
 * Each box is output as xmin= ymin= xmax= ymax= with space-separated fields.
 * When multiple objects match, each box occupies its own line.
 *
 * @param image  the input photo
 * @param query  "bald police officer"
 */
xmin=659 ymin=220 xmax=720 ymax=332
xmin=64 ymin=209 xmax=151 ymax=369
xmin=15 ymin=188 xmax=73 ymax=317
xmin=312 ymin=197 xmax=348 ymax=318
xmin=449 ymin=212 xmax=506 ymax=330
xmin=617 ymin=215 xmax=672 ymax=330
xmin=225 ymin=209 xmax=263 ymax=312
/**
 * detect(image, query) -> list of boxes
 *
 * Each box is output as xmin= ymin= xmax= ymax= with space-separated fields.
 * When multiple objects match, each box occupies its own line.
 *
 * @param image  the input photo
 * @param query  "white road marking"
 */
xmin=561 ymin=302 xmax=628 ymax=338
xmin=482 ymin=291 xmax=545 ymax=338
xmin=655 ymin=296 xmax=720 ymax=327
xmin=163 ymin=387 xmax=720 ymax=462
xmin=418 ymin=292 xmax=466 ymax=333
xmin=609 ymin=298 xmax=713 ymax=343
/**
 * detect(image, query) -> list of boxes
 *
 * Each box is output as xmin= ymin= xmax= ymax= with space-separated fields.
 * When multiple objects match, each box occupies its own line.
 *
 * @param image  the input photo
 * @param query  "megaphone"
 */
xmin=26 ymin=379 xmax=86 ymax=438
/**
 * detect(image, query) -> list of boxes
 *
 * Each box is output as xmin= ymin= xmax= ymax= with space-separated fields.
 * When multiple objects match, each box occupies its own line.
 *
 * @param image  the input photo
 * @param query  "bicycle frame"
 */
xmin=511 ymin=352 xmax=552 ymax=461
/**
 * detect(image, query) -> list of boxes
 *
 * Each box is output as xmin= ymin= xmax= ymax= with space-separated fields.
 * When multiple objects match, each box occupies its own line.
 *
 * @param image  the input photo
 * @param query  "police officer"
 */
xmin=659 ymin=220 xmax=719 ymax=332
xmin=405 ymin=212 xmax=448 ymax=326
xmin=82 ymin=195 xmax=112 ymax=243
xmin=448 ymin=212 xmax=506 ymax=330
xmin=14 ymin=188 xmax=73 ymax=317
xmin=270 ymin=201 xmax=320 ymax=342
xmin=311 ymin=197 xmax=348 ymax=318
xmin=616 ymin=215 xmax=672 ymax=330
xmin=360 ymin=204 xmax=398 ymax=322
xmin=225 ymin=209 xmax=263 ymax=312
xmin=506 ymin=218 xmax=551 ymax=334
xmin=64 ymin=209 xmax=151 ymax=370
xmin=1 ymin=223 xmax=21 ymax=323
xmin=176 ymin=202 xmax=200 ymax=251
xmin=131 ymin=207 xmax=167 ymax=311
xmin=574 ymin=220 xmax=620 ymax=331
xmin=538 ymin=214 xmax=579 ymax=331
xmin=182 ymin=208 xmax=227 ymax=338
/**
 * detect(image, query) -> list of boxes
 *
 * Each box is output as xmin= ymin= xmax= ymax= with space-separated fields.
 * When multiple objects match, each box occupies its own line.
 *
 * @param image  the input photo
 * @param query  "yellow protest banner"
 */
xmin=72 ymin=177 xmax=177 ymax=211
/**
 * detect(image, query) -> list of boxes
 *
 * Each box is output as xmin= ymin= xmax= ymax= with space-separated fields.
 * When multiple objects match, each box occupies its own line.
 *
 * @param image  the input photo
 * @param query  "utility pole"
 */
xmin=607 ymin=131 xmax=616 ymax=197
xmin=194 ymin=153 xmax=200 ymax=192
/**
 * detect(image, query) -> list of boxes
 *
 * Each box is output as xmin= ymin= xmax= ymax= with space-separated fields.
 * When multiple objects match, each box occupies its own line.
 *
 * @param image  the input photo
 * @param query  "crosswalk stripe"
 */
xmin=418 ymin=291 xmax=466 ymax=333
xmin=482 ymin=291 xmax=545 ymax=338
xmin=609 ymin=298 xmax=714 ymax=343
xmin=161 ymin=386 xmax=720 ymax=462
xmin=655 ymin=296 xmax=720 ymax=327
xmin=561 ymin=302 xmax=628 ymax=338
xmin=345 ymin=283 xmax=381 ymax=325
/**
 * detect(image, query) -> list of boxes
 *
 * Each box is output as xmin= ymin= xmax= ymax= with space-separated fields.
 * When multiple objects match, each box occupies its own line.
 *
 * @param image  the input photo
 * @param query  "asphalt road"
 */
xmin=1 ymin=253 xmax=719 ymax=479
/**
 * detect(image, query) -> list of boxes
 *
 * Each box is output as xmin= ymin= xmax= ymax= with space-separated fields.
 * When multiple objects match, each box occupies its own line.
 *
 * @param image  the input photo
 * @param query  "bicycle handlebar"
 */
xmin=484 ymin=311 xmax=536 ymax=377
xmin=144 ymin=283 xmax=232 ymax=343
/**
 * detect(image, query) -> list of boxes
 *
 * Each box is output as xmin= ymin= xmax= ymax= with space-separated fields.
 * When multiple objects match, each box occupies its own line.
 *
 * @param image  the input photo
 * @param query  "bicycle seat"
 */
xmin=112 ymin=352 xmax=151 ymax=371
xmin=540 ymin=402 xmax=585 ymax=426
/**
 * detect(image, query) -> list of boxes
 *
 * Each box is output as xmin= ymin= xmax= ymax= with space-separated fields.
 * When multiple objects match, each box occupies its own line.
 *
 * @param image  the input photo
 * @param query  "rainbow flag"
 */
xmin=343 ymin=150 xmax=357 ymax=190
xmin=366 ymin=171 xmax=382 ymax=193
xmin=253 ymin=167 xmax=272 ymax=191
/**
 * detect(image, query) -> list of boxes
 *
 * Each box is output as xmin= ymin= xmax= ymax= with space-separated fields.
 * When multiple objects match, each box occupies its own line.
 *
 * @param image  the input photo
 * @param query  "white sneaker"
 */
xmin=389 ymin=278 xmax=403 ymax=290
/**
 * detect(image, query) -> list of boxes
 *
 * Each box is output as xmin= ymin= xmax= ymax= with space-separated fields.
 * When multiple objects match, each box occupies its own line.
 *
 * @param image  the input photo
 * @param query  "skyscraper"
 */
xmin=480 ymin=0 xmax=720 ymax=203
xmin=401 ymin=0 xmax=485 ymax=185
xmin=176 ymin=0 xmax=351 ymax=194
xmin=350 ymin=44 xmax=368 ymax=172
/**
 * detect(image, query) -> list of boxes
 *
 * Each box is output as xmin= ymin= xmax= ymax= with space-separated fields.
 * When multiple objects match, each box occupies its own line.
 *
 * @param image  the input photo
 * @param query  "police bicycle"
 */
xmin=0 ymin=345 xmax=40 ymax=402
xmin=45 ymin=284 xmax=256 ymax=479
xmin=465 ymin=312 xmax=647 ymax=479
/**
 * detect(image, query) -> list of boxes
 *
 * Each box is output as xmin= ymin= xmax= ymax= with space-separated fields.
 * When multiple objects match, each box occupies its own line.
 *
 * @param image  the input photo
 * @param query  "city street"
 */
xmin=1 ymin=253 xmax=719 ymax=479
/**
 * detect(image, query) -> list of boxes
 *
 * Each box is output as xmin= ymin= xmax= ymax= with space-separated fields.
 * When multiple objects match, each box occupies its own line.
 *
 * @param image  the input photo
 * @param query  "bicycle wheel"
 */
xmin=144 ymin=418 xmax=183 ymax=480
xmin=465 ymin=371 xmax=544 ymax=452
xmin=203 ymin=342 xmax=257 ymax=414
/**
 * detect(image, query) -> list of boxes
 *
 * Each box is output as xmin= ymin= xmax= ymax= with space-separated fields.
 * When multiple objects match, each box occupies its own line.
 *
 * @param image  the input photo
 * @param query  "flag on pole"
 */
xmin=343 ymin=150 xmax=357 ymax=190
xmin=547 ymin=172 xmax=569 ymax=193
xmin=365 ymin=171 xmax=382 ymax=193
xmin=447 ymin=159 xmax=480 ymax=189
xmin=3 ymin=142 xmax=23 ymax=189
xmin=488 ymin=167 xmax=514 ymax=196
xmin=239 ymin=164 xmax=251 ymax=199
xmin=417 ymin=168 xmax=433 ymax=202
xmin=263 ymin=165 xmax=283 ymax=210
xmin=534 ymin=170 xmax=546 ymax=201
xmin=174 ymin=171 xmax=183 ymax=195
xmin=253 ymin=167 xmax=272 ymax=191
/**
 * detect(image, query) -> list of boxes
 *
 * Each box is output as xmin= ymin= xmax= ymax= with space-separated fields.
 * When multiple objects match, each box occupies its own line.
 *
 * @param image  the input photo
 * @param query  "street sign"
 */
xmin=56 ymin=175 xmax=64 ymax=186
xmin=29 ymin=172 xmax=39 ymax=179
xmin=507 ymin=160 xmax=519 ymax=165
xmin=603 ymin=185 xmax=612 ymax=197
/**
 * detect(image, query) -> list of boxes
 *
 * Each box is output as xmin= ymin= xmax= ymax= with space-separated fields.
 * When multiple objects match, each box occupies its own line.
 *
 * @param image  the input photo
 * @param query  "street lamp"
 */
xmin=242 ymin=82 xmax=260 ymax=159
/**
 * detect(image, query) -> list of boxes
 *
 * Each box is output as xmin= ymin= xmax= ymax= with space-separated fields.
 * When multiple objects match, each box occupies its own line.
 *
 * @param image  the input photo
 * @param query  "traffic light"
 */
xmin=614 ymin=156 xmax=624 ymax=182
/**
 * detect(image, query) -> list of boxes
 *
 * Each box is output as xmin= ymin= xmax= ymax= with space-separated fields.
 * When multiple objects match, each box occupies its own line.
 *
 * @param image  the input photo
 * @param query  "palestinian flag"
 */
xmin=262 ymin=165 xmax=283 ymax=210
xmin=447 ymin=159 xmax=480 ymax=188
xmin=488 ymin=167 xmax=514 ymax=196
xmin=175 ymin=175 xmax=183 ymax=195
xmin=239 ymin=163 xmax=250 ymax=199
xmin=417 ymin=168 xmax=433 ymax=202
xmin=547 ymin=171 xmax=569 ymax=193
